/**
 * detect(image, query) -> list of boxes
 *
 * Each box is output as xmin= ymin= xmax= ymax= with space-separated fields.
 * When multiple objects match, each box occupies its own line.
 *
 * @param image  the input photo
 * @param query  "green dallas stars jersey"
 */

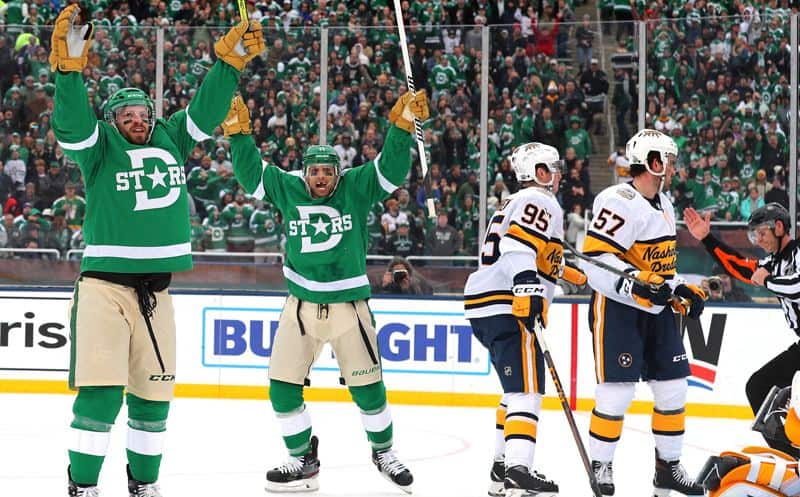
xmin=250 ymin=207 xmax=282 ymax=249
xmin=230 ymin=125 xmax=413 ymax=303
xmin=53 ymin=194 xmax=86 ymax=227
xmin=222 ymin=202 xmax=255 ymax=247
xmin=52 ymin=61 xmax=240 ymax=273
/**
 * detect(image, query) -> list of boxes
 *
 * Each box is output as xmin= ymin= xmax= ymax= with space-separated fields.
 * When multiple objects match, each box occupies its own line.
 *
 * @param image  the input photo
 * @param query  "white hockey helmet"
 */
xmin=510 ymin=142 xmax=565 ymax=189
xmin=625 ymin=128 xmax=678 ymax=178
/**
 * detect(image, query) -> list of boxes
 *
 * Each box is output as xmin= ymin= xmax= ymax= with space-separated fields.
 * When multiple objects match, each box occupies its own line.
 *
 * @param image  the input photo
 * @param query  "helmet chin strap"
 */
xmin=532 ymin=176 xmax=553 ymax=190
xmin=644 ymin=157 xmax=667 ymax=193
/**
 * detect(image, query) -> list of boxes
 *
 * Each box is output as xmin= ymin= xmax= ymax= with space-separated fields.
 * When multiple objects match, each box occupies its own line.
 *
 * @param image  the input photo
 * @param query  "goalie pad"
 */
xmin=754 ymin=385 xmax=794 ymax=447
xmin=700 ymin=447 xmax=800 ymax=497
xmin=788 ymin=371 xmax=800 ymax=447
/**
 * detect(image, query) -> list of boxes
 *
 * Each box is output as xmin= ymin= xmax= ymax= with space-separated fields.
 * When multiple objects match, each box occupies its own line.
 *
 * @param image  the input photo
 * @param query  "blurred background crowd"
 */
xmin=0 ymin=0 xmax=793 ymax=279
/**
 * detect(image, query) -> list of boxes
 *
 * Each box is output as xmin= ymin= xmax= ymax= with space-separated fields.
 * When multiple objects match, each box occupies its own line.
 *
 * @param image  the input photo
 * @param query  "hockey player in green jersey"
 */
xmin=223 ymin=90 xmax=429 ymax=493
xmin=50 ymin=5 xmax=264 ymax=497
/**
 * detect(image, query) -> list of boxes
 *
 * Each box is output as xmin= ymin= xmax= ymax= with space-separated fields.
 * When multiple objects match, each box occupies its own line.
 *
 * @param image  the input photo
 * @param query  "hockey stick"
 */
xmin=236 ymin=0 xmax=249 ymax=28
xmin=562 ymin=239 xmax=696 ymax=321
xmin=392 ymin=0 xmax=436 ymax=218
xmin=530 ymin=319 xmax=603 ymax=497
xmin=562 ymin=239 xmax=662 ymax=292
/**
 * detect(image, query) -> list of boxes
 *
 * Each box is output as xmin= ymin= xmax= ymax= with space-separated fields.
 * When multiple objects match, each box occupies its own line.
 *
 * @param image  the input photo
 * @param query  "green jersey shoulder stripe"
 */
xmin=84 ymin=242 xmax=191 ymax=259
xmin=58 ymin=123 xmax=99 ymax=150
xmin=283 ymin=265 xmax=369 ymax=291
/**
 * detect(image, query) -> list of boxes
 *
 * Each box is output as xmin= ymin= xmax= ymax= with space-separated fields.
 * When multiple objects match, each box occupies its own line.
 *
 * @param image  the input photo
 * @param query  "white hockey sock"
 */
xmin=504 ymin=392 xmax=541 ymax=468
xmin=589 ymin=382 xmax=635 ymax=462
xmin=495 ymin=394 xmax=509 ymax=461
xmin=650 ymin=379 xmax=688 ymax=461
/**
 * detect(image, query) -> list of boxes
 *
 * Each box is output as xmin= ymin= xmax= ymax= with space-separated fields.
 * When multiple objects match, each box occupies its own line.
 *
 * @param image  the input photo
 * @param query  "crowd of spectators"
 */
xmin=607 ymin=0 xmax=793 ymax=222
xmin=0 ymin=0 xmax=606 ymax=260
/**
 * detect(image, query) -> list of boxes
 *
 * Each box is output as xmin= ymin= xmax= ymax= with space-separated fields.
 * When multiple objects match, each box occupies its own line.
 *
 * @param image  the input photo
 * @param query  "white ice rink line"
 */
xmin=0 ymin=394 xmax=764 ymax=496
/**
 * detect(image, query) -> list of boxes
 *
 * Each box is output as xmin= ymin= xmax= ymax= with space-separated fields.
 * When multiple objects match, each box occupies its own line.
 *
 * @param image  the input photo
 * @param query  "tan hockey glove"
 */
xmin=389 ymin=89 xmax=430 ymax=133
xmin=616 ymin=270 xmax=671 ymax=308
xmin=222 ymin=95 xmax=251 ymax=138
xmin=511 ymin=271 xmax=548 ymax=329
xmin=559 ymin=265 xmax=587 ymax=286
xmin=214 ymin=20 xmax=265 ymax=71
xmin=50 ymin=4 xmax=94 ymax=72
xmin=671 ymin=283 xmax=706 ymax=319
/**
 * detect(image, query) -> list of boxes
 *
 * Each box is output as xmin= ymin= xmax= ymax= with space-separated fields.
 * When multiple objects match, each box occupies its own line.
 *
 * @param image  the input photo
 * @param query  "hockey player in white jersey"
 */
xmin=579 ymin=129 xmax=707 ymax=496
xmin=464 ymin=142 xmax=565 ymax=497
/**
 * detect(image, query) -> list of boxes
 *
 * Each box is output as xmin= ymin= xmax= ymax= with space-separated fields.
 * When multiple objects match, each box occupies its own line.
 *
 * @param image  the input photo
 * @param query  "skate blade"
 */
xmin=377 ymin=471 xmax=412 ymax=494
xmin=265 ymin=476 xmax=320 ymax=493
xmin=488 ymin=480 xmax=505 ymax=496
xmin=505 ymin=489 xmax=557 ymax=497
xmin=652 ymin=488 xmax=670 ymax=497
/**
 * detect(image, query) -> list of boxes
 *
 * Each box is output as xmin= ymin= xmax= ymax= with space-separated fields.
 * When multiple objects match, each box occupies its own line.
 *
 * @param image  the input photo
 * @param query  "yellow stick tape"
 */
xmin=0 ymin=380 xmax=754 ymax=419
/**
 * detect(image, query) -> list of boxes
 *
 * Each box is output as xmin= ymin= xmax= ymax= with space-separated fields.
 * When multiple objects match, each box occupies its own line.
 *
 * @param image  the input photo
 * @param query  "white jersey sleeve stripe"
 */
xmin=58 ymin=123 xmax=99 ymax=151
xmin=372 ymin=153 xmax=400 ymax=194
xmin=252 ymin=160 xmax=270 ymax=200
xmin=185 ymin=111 xmax=212 ymax=142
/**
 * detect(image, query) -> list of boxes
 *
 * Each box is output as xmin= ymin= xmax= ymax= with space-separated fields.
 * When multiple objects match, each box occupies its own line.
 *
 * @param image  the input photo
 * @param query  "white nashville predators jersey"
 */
xmin=580 ymin=182 xmax=677 ymax=314
xmin=464 ymin=186 xmax=564 ymax=319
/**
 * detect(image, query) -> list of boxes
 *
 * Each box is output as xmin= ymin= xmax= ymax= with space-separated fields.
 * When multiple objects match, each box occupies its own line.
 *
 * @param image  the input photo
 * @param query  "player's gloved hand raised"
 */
xmin=222 ymin=95 xmax=251 ymax=137
xmin=50 ymin=5 xmax=94 ymax=73
xmin=389 ymin=89 xmax=430 ymax=133
xmin=214 ymin=19 xmax=265 ymax=71
xmin=511 ymin=271 xmax=548 ymax=330
xmin=616 ymin=270 xmax=671 ymax=308
xmin=672 ymin=283 xmax=706 ymax=319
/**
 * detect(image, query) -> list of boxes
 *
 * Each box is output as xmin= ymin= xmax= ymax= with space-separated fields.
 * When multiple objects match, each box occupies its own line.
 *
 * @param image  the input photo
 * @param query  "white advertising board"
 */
xmin=0 ymin=290 xmax=794 ymax=415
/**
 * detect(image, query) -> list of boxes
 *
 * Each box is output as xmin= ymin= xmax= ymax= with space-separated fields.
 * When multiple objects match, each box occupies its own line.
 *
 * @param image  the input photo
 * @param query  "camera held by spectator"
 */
xmin=372 ymin=256 xmax=433 ymax=295
xmin=705 ymin=276 xmax=724 ymax=301
xmin=700 ymin=273 xmax=751 ymax=303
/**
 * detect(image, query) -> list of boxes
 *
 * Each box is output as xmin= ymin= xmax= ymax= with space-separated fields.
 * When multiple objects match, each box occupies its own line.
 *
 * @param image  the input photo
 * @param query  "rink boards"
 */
xmin=0 ymin=289 xmax=792 ymax=419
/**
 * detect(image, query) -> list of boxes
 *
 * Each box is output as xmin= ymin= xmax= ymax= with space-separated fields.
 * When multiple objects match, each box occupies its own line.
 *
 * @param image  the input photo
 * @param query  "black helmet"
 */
xmin=747 ymin=203 xmax=790 ymax=244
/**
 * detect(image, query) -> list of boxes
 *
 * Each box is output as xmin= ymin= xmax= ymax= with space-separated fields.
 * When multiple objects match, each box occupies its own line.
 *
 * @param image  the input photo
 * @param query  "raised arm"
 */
xmin=346 ymin=90 xmax=429 ymax=202
xmin=50 ymin=5 xmax=102 ymax=181
xmin=684 ymin=207 xmax=756 ymax=284
xmin=223 ymin=96 xmax=263 ymax=195
xmin=163 ymin=21 xmax=265 ymax=160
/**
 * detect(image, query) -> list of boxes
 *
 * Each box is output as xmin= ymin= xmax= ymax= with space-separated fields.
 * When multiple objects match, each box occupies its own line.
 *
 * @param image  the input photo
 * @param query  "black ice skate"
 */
xmin=591 ymin=460 xmax=615 ymax=495
xmin=127 ymin=465 xmax=163 ymax=497
xmin=504 ymin=465 xmax=559 ymax=497
xmin=372 ymin=447 xmax=413 ymax=493
xmin=68 ymin=466 xmax=100 ymax=497
xmin=488 ymin=459 xmax=504 ymax=497
xmin=653 ymin=451 xmax=704 ymax=496
xmin=265 ymin=435 xmax=321 ymax=493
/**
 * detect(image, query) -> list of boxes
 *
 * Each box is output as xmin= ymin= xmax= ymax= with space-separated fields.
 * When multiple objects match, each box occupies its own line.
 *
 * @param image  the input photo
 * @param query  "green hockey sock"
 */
xmin=270 ymin=379 xmax=312 ymax=455
xmin=68 ymin=386 xmax=124 ymax=485
xmin=126 ymin=393 xmax=170 ymax=483
xmin=350 ymin=382 xmax=393 ymax=451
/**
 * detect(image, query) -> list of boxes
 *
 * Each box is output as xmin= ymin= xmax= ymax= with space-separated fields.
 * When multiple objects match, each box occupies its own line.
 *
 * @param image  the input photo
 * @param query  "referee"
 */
xmin=684 ymin=204 xmax=800 ymax=457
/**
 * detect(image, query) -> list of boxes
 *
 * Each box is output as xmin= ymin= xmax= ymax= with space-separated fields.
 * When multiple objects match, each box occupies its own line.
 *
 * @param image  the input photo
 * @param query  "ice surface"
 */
xmin=0 ymin=394 xmax=764 ymax=496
